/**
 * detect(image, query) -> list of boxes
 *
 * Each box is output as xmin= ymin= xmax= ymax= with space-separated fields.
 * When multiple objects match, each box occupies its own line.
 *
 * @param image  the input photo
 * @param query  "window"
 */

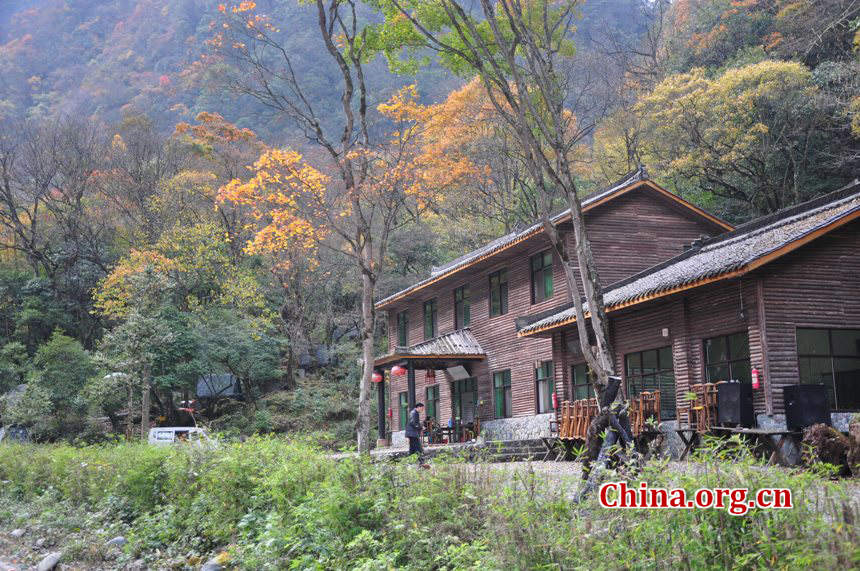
xmin=489 ymin=269 xmax=509 ymax=316
xmin=423 ymin=299 xmax=437 ymax=340
xmin=396 ymin=311 xmax=408 ymax=347
xmin=454 ymin=286 xmax=470 ymax=329
xmin=572 ymin=363 xmax=593 ymax=401
xmin=535 ymin=360 xmax=554 ymax=413
xmin=425 ymin=384 xmax=440 ymax=422
xmin=531 ymin=250 xmax=553 ymax=303
xmin=398 ymin=392 xmax=409 ymax=430
xmin=625 ymin=346 xmax=676 ymax=419
xmin=797 ymin=328 xmax=860 ymax=410
xmin=493 ymin=370 xmax=512 ymax=418
xmin=704 ymin=332 xmax=751 ymax=384
xmin=452 ymin=378 xmax=478 ymax=423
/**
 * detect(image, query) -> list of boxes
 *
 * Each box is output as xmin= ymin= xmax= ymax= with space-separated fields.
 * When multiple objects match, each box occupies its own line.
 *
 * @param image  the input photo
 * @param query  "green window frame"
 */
xmin=489 ymin=269 xmax=509 ymax=316
xmin=531 ymin=250 xmax=553 ymax=304
xmin=535 ymin=360 xmax=554 ymax=413
xmin=423 ymin=298 xmax=437 ymax=340
xmin=396 ymin=311 xmax=408 ymax=347
xmin=704 ymin=332 xmax=751 ymax=384
xmin=572 ymin=363 xmax=593 ymax=401
xmin=454 ymin=286 xmax=470 ymax=329
xmin=625 ymin=346 xmax=676 ymax=419
xmin=797 ymin=328 xmax=860 ymax=411
xmin=425 ymin=384 xmax=440 ymax=422
xmin=493 ymin=370 xmax=512 ymax=418
xmin=398 ymin=391 xmax=409 ymax=430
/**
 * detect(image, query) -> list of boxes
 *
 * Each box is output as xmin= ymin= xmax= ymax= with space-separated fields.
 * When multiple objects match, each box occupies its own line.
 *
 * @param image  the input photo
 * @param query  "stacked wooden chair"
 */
xmin=680 ymin=383 xmax=719 ymax=433
xmin=630 ymin=390 xmax=661 ymax=437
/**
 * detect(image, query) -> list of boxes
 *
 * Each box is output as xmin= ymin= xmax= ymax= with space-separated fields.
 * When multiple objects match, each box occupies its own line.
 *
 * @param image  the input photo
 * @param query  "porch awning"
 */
xmin=374 ymin=328 xmax=486 ymax=368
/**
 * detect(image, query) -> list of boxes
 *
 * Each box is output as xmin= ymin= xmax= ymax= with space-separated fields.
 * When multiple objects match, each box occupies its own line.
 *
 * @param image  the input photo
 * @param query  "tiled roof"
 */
xmin=377 ymin=168 xmax=659 ymax=308
xmin=518 ymin=181 xmax=860 ymax=337
xmin=374 ymin=328 xmax=485 ymax=366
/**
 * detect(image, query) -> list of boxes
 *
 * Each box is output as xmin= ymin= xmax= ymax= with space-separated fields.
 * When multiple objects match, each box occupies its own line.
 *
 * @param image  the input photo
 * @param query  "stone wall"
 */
xmin=390 ymin=430 xmax=407 ymax=449
xmin=481 ymin=413 xmax=555 ymax=441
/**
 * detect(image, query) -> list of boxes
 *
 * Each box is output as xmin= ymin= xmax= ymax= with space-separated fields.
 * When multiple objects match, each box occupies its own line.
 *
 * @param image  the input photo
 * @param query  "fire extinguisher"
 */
xmin=751 ymin=367 xmax=761 ymax=390
xmin=387 ymin=407 xmax=393 ymax=418
xmin=552 ymin=391 xmax=559 ymax=410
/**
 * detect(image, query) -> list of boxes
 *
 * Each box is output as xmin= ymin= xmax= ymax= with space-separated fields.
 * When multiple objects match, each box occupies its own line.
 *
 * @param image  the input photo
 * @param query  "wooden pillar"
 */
xmin=407 ymin=360 xmax=416 ymax=410
xmin=376 ymin=376 xmax=388 ymax=447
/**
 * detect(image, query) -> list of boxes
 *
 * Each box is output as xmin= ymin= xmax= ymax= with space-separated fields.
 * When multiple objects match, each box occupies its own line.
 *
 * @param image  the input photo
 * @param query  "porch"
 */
xmin=373 ymin=328 xmax=486 ymax=447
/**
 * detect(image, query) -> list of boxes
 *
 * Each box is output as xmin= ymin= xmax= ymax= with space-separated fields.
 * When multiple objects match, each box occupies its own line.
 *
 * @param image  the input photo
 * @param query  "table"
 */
xmin=674 ymin=428 xmax=700 ymax=460
xmin=540 ymin=437 xmax=582 ymax=461
xmin=711 ymin=427 xmax=801 ymax=466
xmin=438 ymin=426 xmax=458 ymax=444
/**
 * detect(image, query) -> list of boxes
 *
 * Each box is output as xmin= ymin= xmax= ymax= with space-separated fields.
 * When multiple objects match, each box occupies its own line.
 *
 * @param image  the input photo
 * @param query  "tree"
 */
xmin=195 ymin=308 xmax=282 ymax=411
xmin=373 ymin=0 xmax=619 ymax=392
xmin=98 ymin=266 xmax=178 ymax=440
xmin=31 ymin=330 xmax=96 ymax=414
xmin=632 ymin=60 xmax=857 ymax=218
xmin=0 ymin=342 xmax=28 ymax=393
xmin=209 ymin=2 xmax=447 ymax=453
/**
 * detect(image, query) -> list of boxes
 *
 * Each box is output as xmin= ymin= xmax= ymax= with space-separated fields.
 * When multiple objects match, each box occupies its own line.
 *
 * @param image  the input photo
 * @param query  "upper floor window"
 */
xmin=531 ymin=250 xmax=553 ymax=304
xmin=454 ymin=285 xmax=470 ymax=329
xmin=704 ymin=332 xmax=751 ymax=384
xmin=797 ymin=328 xmax=860 ymax=410
xmin=423 ymin=298 xmax=437 ymax=340
xmin=572 ymin=363 xmax=593 ymax=401
xmin=625 ymin=346 xmax=676 ymax=419
xmin=489 ymin=269 xmax=509 ymax=317
xmin=396 ymin=311 xmax=408 ymax=347
xmin=535 ymin=360 xmax=554 ymax=413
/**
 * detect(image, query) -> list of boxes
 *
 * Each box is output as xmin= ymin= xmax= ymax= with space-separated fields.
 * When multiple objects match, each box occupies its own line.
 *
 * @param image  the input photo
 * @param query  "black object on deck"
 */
xmin=783 ymin=384 xmax=831 ymax=431
xmin=717 ymin=381 xmax=754 ymax=427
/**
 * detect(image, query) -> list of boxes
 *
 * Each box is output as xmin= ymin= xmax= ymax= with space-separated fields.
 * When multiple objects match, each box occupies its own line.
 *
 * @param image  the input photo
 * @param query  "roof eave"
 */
xmin=376 ymin=179 xmax=733 ymax=310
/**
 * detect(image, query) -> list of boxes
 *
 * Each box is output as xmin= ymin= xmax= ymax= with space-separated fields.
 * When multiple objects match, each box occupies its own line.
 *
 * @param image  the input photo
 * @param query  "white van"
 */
xmin=148 ymin=427 xmax=215 ymax=447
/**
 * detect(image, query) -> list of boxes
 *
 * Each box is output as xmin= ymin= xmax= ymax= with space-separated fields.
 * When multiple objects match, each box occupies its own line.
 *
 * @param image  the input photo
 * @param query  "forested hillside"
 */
xmin=0 ymin=0 xmax=857 ymax=444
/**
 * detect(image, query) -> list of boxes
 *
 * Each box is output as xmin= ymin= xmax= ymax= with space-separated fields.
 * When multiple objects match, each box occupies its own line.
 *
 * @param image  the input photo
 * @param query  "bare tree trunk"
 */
xmin=563 ymin=191 xmax=616 ymax=384
xmin=126 ymin=375 xmax=134 ymax=440
xmin=140 ymin=365 xmax=150 ymax=441
xmin=356 ymin=242 xmax=376 ymax=454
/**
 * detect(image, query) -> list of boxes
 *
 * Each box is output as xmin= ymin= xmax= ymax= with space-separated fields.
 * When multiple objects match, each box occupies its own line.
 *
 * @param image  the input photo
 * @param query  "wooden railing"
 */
xmin=557 ymin=398 xmax=598 ymax=440
xmin=629 ymin=391 xmax=661 ymax=436
xmin=556 ymin=390 xmax=663 ymax=441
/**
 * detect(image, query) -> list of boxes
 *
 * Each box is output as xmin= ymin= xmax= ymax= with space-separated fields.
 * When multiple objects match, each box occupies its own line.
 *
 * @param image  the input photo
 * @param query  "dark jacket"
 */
xmin=405 ymin=408 xmax=422 ymax=438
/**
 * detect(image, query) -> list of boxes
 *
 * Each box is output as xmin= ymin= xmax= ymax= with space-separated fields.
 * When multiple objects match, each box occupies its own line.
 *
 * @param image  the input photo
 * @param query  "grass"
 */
xmin=0 ymin=436 xmax=857 ymax=569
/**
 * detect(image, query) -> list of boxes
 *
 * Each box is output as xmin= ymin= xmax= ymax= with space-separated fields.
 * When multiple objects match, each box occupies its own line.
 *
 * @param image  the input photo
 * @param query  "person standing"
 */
xmin=405 ymin=402 xmax=426 ymax=465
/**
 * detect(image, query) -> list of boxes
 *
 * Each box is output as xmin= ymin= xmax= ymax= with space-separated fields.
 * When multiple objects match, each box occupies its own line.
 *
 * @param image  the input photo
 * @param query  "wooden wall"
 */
xmin=384 ymin=188 xmax=725 ymax=430
xmin=556 ymin=218 xmax=860 ymax=421
xmin=757 ymin=220 xmax=860 ymax=413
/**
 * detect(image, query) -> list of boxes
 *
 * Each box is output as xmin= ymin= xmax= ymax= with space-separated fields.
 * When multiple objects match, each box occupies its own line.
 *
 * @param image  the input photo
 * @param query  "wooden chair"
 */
xmin=681 ymin=383 xmax=719 ymax=433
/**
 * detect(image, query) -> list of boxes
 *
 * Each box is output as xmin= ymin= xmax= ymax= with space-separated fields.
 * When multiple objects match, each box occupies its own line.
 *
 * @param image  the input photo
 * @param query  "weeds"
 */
xmin=0 ymin=437 xmax=856 ymax=569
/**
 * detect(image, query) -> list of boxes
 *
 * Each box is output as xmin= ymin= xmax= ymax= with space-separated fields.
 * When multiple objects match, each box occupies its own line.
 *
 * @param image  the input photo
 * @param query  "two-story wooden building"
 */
xmin=374 ymin=170 xmax=860 ymax=448
xmin=374 ymin=169 xmax=727 ymax=443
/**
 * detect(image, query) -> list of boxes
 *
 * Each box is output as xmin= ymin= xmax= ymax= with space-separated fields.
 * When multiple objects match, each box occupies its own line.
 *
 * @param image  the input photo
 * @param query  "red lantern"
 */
xmin=391 ymin=364 xmax=407 ymax=376
xmin=751 ymin=367 xmax=761 ymax=390
xmin=372 ymin=371 xmax=383 ymax=383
